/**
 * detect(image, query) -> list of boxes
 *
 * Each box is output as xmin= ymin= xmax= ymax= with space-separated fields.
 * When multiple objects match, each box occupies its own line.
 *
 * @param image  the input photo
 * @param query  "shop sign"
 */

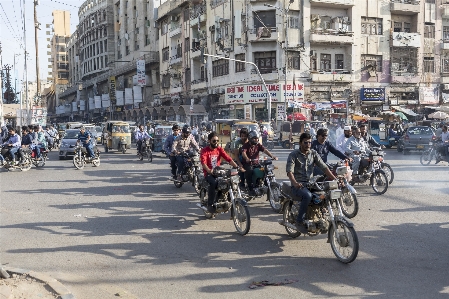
xmin=360 ymin=88 xmax=385 ymax=102
xmin=419 ymin=87 xmax=438 ymax=104
xmin=226 ymin=83 xmax=303 ymax=104
xmin=277 ymin=104 xmax=285 ymax=120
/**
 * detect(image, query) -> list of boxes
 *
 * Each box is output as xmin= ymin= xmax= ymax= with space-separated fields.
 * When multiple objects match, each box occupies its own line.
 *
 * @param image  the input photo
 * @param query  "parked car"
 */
xmin=397 ymin=126 xmax=435 ymax=155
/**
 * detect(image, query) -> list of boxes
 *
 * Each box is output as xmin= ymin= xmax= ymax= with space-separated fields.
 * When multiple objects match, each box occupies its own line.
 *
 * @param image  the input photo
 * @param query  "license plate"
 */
xmin=416 ymin=145 xmax=424 ymax=149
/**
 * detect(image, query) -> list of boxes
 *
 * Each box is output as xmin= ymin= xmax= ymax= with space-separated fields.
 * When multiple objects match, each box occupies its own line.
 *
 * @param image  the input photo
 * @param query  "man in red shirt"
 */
xmin=241 ymin=130 xmax=278 ymax=196
xmin=201 ymin=131 xmax=242 ymax=213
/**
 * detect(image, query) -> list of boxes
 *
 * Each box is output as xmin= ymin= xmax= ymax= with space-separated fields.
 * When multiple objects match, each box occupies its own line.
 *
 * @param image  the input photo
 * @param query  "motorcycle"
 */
xmin=326 ymin=161 xmax=358 ymax=219
xmin=73 ymin=144 xmax=101 ymax=169
xmin=278 ymin=174 xmax=359 ymax=264
xmin=262 ymin=139 xmax=274 ymax=150
xmin=30 ymin=147 xmax=48 ymax=167
xmin=244 ymin=158 xmax=282 ymax=213
xmin=171 ymin=149 xmax=202 ymax=194
xmin=349 ymin=150 xmax=389 ymax=195
xmin=420 ymin=137 xmax=445 ymax=165
xmin=137 ymin=139 xmax=153 ymax=162
xmin=0 ymin=146 xmax=32 ymax=171
xmin=370 ymin=147 xmax=394 ymax=185
xmin=197 ymin=166 xmax=251 ymax=235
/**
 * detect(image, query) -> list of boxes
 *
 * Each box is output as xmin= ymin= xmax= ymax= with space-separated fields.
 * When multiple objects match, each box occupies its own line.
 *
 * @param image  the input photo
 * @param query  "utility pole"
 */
xmin=0 ymin=42 xmax=3 ymax=124
xmin=34 ymin=0 xmax=41 ymax=103
xmin=23 ymin=0 xmax=29 ymax=126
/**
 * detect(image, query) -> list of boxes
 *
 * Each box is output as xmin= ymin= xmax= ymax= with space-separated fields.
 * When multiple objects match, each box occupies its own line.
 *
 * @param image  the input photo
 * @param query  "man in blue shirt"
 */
xmin=135 ymin=124 xmax=151 ymax=155
xmin=164 ymin=125 xmax=180 ymax=179
xmin=312 ymin=128 xmax=350 ymax=175
xmin=77 ymin=126 xmax=94 ymax=158
xmin=1 ymin=127 xmax=22 ymax=163
xmin=19 ymin=126 xmax=33 ymax=163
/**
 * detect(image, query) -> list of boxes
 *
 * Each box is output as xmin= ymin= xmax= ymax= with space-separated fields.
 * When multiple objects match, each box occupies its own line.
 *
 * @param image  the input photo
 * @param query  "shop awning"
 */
xmin=391 ymin=106 xmax=418 ymax=116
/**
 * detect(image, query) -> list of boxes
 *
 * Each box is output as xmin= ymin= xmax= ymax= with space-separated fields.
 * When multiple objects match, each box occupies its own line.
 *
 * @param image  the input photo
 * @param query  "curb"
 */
xmin=4 ymin=267 xmax=76 ymax=299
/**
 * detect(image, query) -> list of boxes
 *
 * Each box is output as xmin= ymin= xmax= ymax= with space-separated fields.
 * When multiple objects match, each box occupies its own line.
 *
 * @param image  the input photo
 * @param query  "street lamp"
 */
xmin=203 ymin=53 xmax=272 ymax=122
xmin=265 ymin=0 xmax=294 ymax=122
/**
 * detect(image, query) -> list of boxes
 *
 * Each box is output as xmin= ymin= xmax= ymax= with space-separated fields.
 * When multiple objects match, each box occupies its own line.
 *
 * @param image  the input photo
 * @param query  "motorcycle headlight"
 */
xmin=330 ymin=190 xmax=341 ymax=200
xmin=218 ymin=181 xmax=228 ymax=190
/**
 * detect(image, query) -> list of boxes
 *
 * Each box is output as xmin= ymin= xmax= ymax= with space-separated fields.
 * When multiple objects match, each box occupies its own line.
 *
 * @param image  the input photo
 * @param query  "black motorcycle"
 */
xmin=73 ymin=144 xmax=101 ymax=169
xmin=30 ymin=146 xmax=48 ymax=167
xmin=197 ymin=166 xmax=251 ymax=235
xmin=0 ymin=146 xmax=32 ymax=171
xmin=349 ymin=150 xmax=389 ymax=195
xmin=171 ymin=149 xmax=202 ymax=193
xmin=420 ymin=137 xmax=445 ymax=165
xmin=137 ymin=139 xmax=153 ymax=162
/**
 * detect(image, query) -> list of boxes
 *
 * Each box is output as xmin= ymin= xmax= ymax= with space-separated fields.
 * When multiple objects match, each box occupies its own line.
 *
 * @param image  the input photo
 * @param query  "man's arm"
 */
xmin=368 ymin=135 xmax=381 ymax=147
xmin=287 ymin=172 xmax=302 ymax=189
xmin=190 ymin=135 xmax=200 ymax=150
xmin=263 ymin=148 xmax=277 ymax=160
xmin=328 ymin=142 xmax=348 ymax=160
xmin=286 ymin=152 xmax=301 ymax=188
xmin=314 ymin=152 xmax=336 ymax=180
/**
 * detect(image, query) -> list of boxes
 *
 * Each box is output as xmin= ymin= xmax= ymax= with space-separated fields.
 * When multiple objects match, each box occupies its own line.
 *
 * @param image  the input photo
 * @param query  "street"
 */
xmin=1 ymin=147 xmax=449 ymax=298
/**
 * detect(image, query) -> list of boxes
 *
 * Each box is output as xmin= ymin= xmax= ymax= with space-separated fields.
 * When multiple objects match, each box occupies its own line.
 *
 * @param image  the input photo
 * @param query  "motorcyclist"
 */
xmin=135 ymin=124 xmax=151 ymax=155
xmin=200 ymin=123 xmax=213 ymax=147
xmin=345 ymin=127 xmax=370 ymax=176
xmin=233 ymin=128 xmax=249 ymax=188
xmin=359 ymin=123 xmax=382 ymax=148
xmin=172 ymin=126 xmax=200 ymax=180
xmin=311 ymin=128 xmax=350 ymax=175
xmin=436 ymin=125 xmax=449 ymax=164
xmin=241 ymin=130 xmax=278 ymax=196
xmin=19 ymin=126 xmax=33 ymax=163
xmin=164 ymin=125 xmax=180 ymax=179
xmin=1 ymin=127 xmax=21 ymax=164
xmin=286 ymin=132 xmax=336 ymax=234
xmin=336 ymin=125 xmax=352 ymax=154
xmin=77 ymin=126 xmax=95 ymax=159
xmin=1 ymin=122 xmax=8 ymax=142
xmin=45 ymin=125 xmax=58 ymax=148
xmin=200 ymin=131 xmax=242 ymax=213
xmin=33 ymin=126 xmax=47 ymax=159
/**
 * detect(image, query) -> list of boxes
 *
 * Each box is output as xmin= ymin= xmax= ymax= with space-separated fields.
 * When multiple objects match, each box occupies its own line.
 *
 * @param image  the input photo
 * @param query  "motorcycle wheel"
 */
xmin=35 ymin=155 xmax=46 ymax=167
xmin=138 ymin=153 xmax=143 ymax=161
xmin=420 ymin=150 xmax=432 ymax=166
xmin=370 ymin=170 xmax=389 ymax=195
xmin=339 ymin=191 xmax=358 ymax=219
xmin=147 ymin=150 xmax=153 ymax=163
xmin=381 ymin=162 xmax=394 ymax=184
xmin=233 ymin=200 xmax=251 ymax=235
xmin=73 ymin=156 xmax=85 ymax=170
xmin=329 ymin=220 xmax=359 ymax=264
xmin=92 ymin=158 xmax=100 ymax=167
xmin=121 ymin=144 xmax=126 ymax=154
xmin=282 ymin=202 xmax=301 ymax=238
xmin=200 ymin=188 xmax=213 ymax=219
xmin=193 ymin=174 xmax=201 ymax=195
xmin=267 ymin=183 xmax=282 ymax=213
xmin=20 ymin=157 xmax=32 ymax=172
xmin=282 ymin=140 xmax=290 ymax=149
xmin=174 ymin=180 xmax=183 ymax=188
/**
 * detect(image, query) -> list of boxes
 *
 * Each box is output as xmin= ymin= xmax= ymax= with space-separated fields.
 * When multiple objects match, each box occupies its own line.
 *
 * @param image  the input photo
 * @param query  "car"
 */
xmin=397 ymin=126 xmax=435 ymax=155
xmin=85 ymin=125 xmax=103 ymax=144
xmin=58 ymin=129 xmax=80 ymax=160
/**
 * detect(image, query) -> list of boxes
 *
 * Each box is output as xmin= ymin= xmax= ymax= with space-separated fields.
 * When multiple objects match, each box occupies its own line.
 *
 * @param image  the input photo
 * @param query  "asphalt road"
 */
xmin=1 ymin=147 xmax=449 ymax=298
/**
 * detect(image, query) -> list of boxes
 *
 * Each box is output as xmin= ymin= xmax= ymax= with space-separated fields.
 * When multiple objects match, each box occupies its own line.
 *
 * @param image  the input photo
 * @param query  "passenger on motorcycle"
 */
xmin=233 ymin=128 xmax=249 ymax=188
xmin=336 ymin=125 xmax=352 ymax=154
xmin=19 ymin=126 xmax=33 ymax=163
xmin=359 ymin=123 xmax=382 ymax=148
xmin=172 ymin=126 xmax=200 ymax=181
xmin=286 ymin=132 xmax=336 ymax=234
xmin=0 ymin=122 xmax=8 ymax=142
xmin=1 ymin=127 xmax=21 ymax=164
xmin=345 ymin=127 xmax=370 ymax=175
xmin=312 ymin=128 xmax=350 ymax=175
xmin=45 ymin=125 xmax=58 ymax=148
xmin=436 ymin=125 xmax=449 ymax=164
xmin=33 ymin=126 xmax=47 ymax=159
xmin=200 ymin=131 xmax=242 ymax=213
xmin=164 ymin=125 xmax=180 ymax=179
xmin=135 ymin=124 xmax=152 ymax=155
xmin=77 ymin=126 xmax=95 ymax=159
xmin=200 ymin=124 xmax=213 ymax=147
xmin=241 ymin=130 xmax=278 ymax=196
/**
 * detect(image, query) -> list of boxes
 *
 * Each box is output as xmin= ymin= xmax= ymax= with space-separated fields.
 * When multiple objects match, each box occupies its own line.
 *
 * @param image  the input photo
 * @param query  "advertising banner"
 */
xmin=419 ymin=87 xmax=439 ymax=104
xmin=282 ymin=83 xmax=305 ymax=101
xmin=101 ymin=94 xmax=111 ymax=108
xmin=80 ymin=100 xmax=86 ymax=111
xmin=225 ymin=83 xmax=304 ymax=104
xmin=72 ymin=102 xmax=77 ymax=112
xmin=277 ymin=104 xmax=285 ymax=120
xmin=94 ymin=96 xmax=102 ymax=109
xmin=133 ymin=86 xmax=143 ymax=103
xmin=125 ymin=88 xmax=133 ymax=104
xmin=360 ymin=88 xmax=385 ymax=102
xmin=109 ymin=76 xmax=117 ymax=104
xmin=89 ymin=97 xmax=95 ymax=110
xmin=116 ymin=90 xmax=124 ymax=106
xmin=244 ymin=104 xmax=252 ymax=120
xmin=137 ymin=60 xmax=146 ymax=86
xmin=31 ymin=106 xmax=47 ymax=126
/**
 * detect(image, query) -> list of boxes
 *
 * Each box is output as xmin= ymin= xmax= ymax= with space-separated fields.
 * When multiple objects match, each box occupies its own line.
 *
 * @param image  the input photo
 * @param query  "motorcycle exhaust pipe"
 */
xmin=278 ymin=220 xmax=298 ymax=231
xmin=196 ymin=203 xmax=208 ymax=212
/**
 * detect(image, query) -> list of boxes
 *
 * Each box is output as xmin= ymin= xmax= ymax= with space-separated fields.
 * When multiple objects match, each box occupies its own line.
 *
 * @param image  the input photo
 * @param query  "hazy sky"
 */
xmin=1 ymin=0 xmax=85 ymax=90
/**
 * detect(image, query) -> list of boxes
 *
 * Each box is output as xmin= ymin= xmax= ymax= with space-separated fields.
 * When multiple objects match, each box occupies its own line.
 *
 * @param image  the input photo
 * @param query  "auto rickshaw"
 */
xmin=368 ymin=118 xmax=403 ymax=148
xmin=153 ymin=125 xmax=173 ymax=153
xmin=279 ymin=120 xmax=323 ymax=149
xmin=214 ymin=119 xmax=259 ymax=159
xmin=104 ymin=121 xmax=131 ymax=153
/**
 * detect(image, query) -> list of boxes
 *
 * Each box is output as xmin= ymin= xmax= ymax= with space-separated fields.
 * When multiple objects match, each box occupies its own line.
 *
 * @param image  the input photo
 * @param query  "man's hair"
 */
xmin=240 ymin=128 xmax=249 ymax=137
xmin=7 ymin=126 xmax=15 ymax=132
xmin=172 ymin=125 xmax=179 ymax=131
xmin=444 ymin=125 xmax=448 ymax=130
xmin=22 ymin=126 xmax=29 ymax=132
xmin=316 ymin=128 xmax=328 ymax=136
xmin=351 ymin=125 xmax=358 ymax=131
xmin=300 ymin=132 xmax=311 ymax=143
xmin=208 ymin=131 xmax=218 ymax=141
xmin=359 ymin=123 xmax=367 ymax=128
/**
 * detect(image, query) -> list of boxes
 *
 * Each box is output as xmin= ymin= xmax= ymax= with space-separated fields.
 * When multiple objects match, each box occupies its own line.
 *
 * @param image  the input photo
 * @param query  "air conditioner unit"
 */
xmin=259 ymin=27 xmax=271 ymax=38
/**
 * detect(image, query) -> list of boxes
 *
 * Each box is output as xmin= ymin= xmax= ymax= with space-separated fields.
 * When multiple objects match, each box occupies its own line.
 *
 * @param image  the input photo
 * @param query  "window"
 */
xmin=423 ymin=57 xmax=434 ymax=73
xmin=444 ymin=26 xmax=449 ymax=41
xmin=126 ymin=46 xmax=130 ymax=56
xmin=403 ymin=22 xmax=411 ymax=33
xmin=254 ymin=51 xmax=276 ymax=74
xmin=441 ymin=53 xmax=449 ymax=73
xmin=235 ymin=54 xmax=245 ymax=72
xmin=162 ymin=47 xmax=169 ymax=61
xmin=161 ymin=20 xmax=168 ymax=35
xmin=212 ymin=59 xmax=229 ymax=77
xmin=361 ymin=55 xmax=382 ymax=72
xmin=200 ymin=65 xmax=207 ymax=81
xmin=320 ymin=54 xmax=331 ymax=72
xmin=361 ymin=17 xmax=382 ymax=35
xmin=288 ymin=16 xmax=299 ymax=29
xmin=253 ymin=10 xmax=276 ymax=29
xmin=335 ymin=54 xmax=344 ymax=70
xmin=391 ymin=48 xmax=418 ymax=75
xmin=287 ymin=52 xmax=300 ymax=70
xmin=162 ymin=74 xmax=170 ymax=88
xmin=135 ymin=39 xmax=139 ymax=50
xmin=424 ymin=24 xmax=435 ymax=38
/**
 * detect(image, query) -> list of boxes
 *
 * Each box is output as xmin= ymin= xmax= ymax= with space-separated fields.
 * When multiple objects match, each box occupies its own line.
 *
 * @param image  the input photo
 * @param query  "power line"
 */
xmin=0 ymin=3 xmax=23 ymax=46
xmin=48 ymin=0 xmax=80 ymax=8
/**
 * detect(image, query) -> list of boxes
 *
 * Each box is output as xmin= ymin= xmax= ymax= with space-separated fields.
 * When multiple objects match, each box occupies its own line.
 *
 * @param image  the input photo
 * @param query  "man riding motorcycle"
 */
xmin=286 ymin=132 xmax=336 ymax=234
xmin=1 ymin=127 xmax=21 ymax=164
xmin=19 ymin=126 xmax=33 ymax=163
xmin=200 ymin=123 xmax=213 ymax=147
xmin=45 ymin=125 xmax=58 ymax=148
xmin=241 ymin=130 xmax=278 ymax=196
xmin=77 ymin=126 xmax=95 ymax=159
xmin=345 ymin=127 xmax=370 ymax=176
xmin=200 ymin=131 xmax=242 ymax=213
xmin=359 ymin=123 xmax=382 ymax=148
xmin=33 ymin=126 xmax=47 ymax=159
xmin=312 ymin=128 xmax=350 ymax=175
xmin=172 ymin=126 xmax=200 ymax=181
xmin=336 ymin=125 xmax=352 ymax=154
xmin=233 ymin=128 xmax=249 ymax=188
xmin=436 ymin=125 xmax=449 ymax=164
xmin=164 ymin=125 xmax=180 ymax=179
xmin=135 ymin=124 xmax=152 ymax=155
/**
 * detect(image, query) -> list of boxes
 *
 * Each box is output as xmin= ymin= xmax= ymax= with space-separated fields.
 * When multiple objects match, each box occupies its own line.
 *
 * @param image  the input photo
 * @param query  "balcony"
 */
xmin=390 ymin=0 xmax=420 ymax=15
xmin=309 ymin=30 xmax=354 ymax=44
xmin=169 ymin=25 xmax=181 ymax=38
xmin=310 ymin=71 xmax=352 ymax=83
xmin=248 ymin=27 xmax=278 ymax=42
xmin=171 ymin=84 xmax=182 ymax=93
xmin=191 ymin=48 xmax=202 ymax=59
xmin=250 ymin=68 xmax=278 ymax=81
xmin=190 ymin=14 xmax=206 ymax=27
xmin=391 ymin=32 xmax=421 ymax=48
xmin=191 ymin=79 xmax=208 ymax=90
xmin=310 ymin=0 xmax=354 ymax=7
xmin=391 ymin=72 xmax=420 ymax=84
xmin=169 ymin=55 xmax=182 ymax=66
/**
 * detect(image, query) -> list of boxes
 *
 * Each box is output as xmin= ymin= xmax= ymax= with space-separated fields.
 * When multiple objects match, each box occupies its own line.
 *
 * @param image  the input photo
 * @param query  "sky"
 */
xmin=0 ymin=0 xmax=85 ymax=91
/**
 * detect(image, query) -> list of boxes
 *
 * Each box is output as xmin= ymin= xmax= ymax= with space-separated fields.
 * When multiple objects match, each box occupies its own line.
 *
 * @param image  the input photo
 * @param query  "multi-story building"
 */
xmin=67 ymin=30 xmax=81 ymax=88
